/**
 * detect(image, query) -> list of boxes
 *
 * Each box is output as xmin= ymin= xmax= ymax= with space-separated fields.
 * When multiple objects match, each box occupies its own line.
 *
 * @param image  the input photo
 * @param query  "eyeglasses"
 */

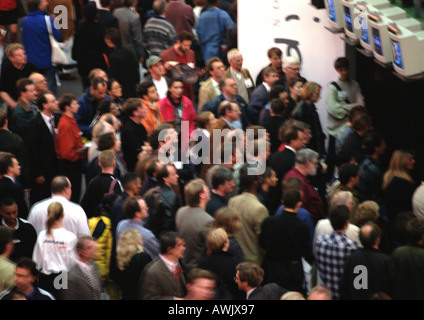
xmin=288 ymin=67 xmax=301 ymax=71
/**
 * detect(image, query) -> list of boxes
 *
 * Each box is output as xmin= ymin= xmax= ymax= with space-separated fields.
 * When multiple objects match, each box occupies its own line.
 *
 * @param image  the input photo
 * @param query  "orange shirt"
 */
xmin=55 ymin=113 xmax=87 ymax=162
xmin=140 ymin=99 xmax=163 ymax=134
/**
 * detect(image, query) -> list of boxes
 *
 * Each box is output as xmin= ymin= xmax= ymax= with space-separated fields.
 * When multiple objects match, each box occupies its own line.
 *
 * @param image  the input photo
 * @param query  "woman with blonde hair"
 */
xmin=294 ymin=81 xmax=326 ymax=159
xmin=116 ymin=228 xmax=152 ymax=300
xmin=382 ymin=149 xmax=417 ymax=225
xmin=198 ymin=228 xmax=244 ymax=299
xmin=32 ymin=202 xmax=78 ymax=299
xmin=212 ymin=206 xmax=243 ymax=261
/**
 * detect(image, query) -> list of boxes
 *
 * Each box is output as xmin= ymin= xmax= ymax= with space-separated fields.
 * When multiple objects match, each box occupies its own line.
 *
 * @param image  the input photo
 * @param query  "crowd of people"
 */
xmin=0 ymin=0 xmax=423 ymax=301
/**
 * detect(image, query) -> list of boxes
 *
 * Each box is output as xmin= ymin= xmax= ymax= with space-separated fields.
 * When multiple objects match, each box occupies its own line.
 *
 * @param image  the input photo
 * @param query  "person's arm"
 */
xmin=0 ymin=91 xmax=16 ymax=109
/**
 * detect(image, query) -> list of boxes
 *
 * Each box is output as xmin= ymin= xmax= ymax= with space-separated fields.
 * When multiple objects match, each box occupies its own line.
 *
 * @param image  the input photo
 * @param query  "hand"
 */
xmin=35 ymin=176 xmax=46 ymax=184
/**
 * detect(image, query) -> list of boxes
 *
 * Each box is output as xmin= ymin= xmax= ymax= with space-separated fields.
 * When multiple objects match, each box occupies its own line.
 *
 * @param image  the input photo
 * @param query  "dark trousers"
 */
xmin=57 ymin=159 xmax=83 ymax=203
xmin=263 ymin=260 xmax=306 ymax=295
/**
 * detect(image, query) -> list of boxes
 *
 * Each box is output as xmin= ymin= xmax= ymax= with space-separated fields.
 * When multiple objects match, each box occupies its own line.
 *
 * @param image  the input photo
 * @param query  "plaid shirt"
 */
xmin=315 ymin=231 xmax=360 ymax=300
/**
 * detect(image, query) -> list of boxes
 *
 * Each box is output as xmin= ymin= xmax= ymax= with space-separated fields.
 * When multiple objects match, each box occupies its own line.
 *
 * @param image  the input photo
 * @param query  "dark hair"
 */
xmin=104 ymin=27 xmax=121 ymax=47
xmin=283 ymin=189 xmax=301 ymax=209
xmin=0 ymin=109 xmax=7 ymax=128
xmin=121 ymin=172 xmax=139 ymax=191
xmin=123 ymin=196 xmax=141 ymax=219
xmin=362 ymin=130 xmax=384 ymax=155
xmin=218 ymin=101 xmax=233 ymax=117
xmin=239 ymin=164 xmax=262 ymax=191
xmin=0 ymin=226 xmax=13 ymax=255
xmin=268 ymin=84 xmax=285 ymax=101
xmin=16 ymin=257 xmax=38 ymax=277
xmin=287 ymin=77 xmax=305 ymax=89
xmin=334 ymin=57 xmax=349 ymax=70
xmin=267 ymin=47 xmax=282 ymax=58
xmin=97 ymin=132 xmax=116 ymax=151
xmin=27 ymin=0 xmax=41 ymax=12
xmin=186 ymin=268 xmax=216 ymax=284
xmin=146 ymin=157 xmax=160 ymax=178
xmin=156 ymin=163 xmax=176 ymax=185
xmin=211 ymin=168 xmax=234 ymax=190
xmin=136 ymin=80 xmax=156 ymax=98
xmin=405 ymin=217 xmax=424 ymax=244
xmin=359 ymin=222 xmax=381 ymax=249
xmin=159 ymin=231 xmax=181 ymax=254
xmin=147 ymin=128 xmax=161 ymax=151
xmin=0 ymin=152 xmax=15 ymax=175
xmin=91 ymin=77 xmax=107 ymax=90
xmin=338 ymin=163 xmax=358 ymax=185
xmin=16 ymin=78 xmax=33 ymax=96
xmin=1 ymin=197 xmax=17 ymax=208
xmin=329 ymin=205 xmax=351 ymax=231
xmin=84 ymin=1 xmax=98 ymax=21
xmin=59 ymin=94 xmax=77 ymax=112
xmin=98 ymin=99 xmax=114 ymax=115
xmin=270 ymin=98 xmax=285 ymax=116
xmin=177 ymin=30 xmax=193 ymax=42
xmin=36 ymin=90 xmax=54 ymax=110
xmin=123 ymin=98 xmax=143 ymax=117
xmin=351 ymin=112 xmax=372 ymax=132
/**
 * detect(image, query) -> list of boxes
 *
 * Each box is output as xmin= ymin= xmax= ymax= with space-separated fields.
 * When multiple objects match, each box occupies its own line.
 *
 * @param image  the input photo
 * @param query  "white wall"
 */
xmin=238 ymin=0 xmax=345 ymax=136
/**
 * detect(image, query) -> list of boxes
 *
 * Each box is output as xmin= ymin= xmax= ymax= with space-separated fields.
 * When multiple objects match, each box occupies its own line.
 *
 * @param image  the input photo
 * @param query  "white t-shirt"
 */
xmin=28 ymin=195 xmax=90 ymax=237
xmin=32 ymin=228 xmax=78 ymax=275
xmin=153 ymin=77 xmax=169 ymax=100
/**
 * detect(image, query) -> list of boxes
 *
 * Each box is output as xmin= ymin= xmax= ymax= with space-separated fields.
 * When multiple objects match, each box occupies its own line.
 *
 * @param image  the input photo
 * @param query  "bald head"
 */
xmin=359 ymin=222 xmax=380 ymax=249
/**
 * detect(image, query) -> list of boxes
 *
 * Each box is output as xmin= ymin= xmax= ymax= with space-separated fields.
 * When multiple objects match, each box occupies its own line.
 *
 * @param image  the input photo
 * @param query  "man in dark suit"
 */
xmin=120 ymin=98 xmax=148 ymax=172
xmin=235 ymin=261 xmax=286 ymax=300
xmin=139 ymin=231 xmax=187 ymax=300
xmin=202 ymin=77 xmax=250 ymax=130
xmin=248 ymin=66 xmax=279 ymax=125
xmin=259 ymin=190 xmax=310 ymax=294
xmin=98 ymin=0 xmax=119 ymax=30
xmin=0 ymin=109 xmax=30 ymax=190
xmin=268 ymin=122 xmax=306 ymax=215
xmin=0 ymin=152 xmax=28 ymax=219
xmin=25 ymin=90 xmax=61 ymax=206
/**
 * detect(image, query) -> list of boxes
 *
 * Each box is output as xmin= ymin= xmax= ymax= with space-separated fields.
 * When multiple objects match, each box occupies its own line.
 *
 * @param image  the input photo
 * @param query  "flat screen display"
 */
xmin=372 ymin=27 xmax=383 ymax=55
xmin=391 ymin=40 xmax=403 ymax=69
xmin=360 ymin=17 xmax=369 ymax=43
xmin=328 ymin=0 xmax=337 ymax=22
xmin=344 ymin=5 xmax=353 ymax=32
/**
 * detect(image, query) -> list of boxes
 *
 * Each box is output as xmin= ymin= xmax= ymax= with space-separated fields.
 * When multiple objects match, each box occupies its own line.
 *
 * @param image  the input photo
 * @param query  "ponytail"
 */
xmin=46 ymin=202 xmax=64 ymax=236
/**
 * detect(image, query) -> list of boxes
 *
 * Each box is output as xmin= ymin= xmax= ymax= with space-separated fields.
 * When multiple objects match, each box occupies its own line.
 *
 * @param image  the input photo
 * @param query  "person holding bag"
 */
xmin=21 ymin=0 xmax=62 ymax=94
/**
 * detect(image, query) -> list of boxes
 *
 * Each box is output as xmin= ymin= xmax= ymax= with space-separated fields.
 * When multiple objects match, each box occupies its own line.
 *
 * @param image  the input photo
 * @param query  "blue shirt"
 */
xmin=116 ymin=219 xmax=160 ymax=259
xmin=196 ymin=7 xmax=234 ymax=62
xmin=21 ymin=11 xmax=62 ymax=69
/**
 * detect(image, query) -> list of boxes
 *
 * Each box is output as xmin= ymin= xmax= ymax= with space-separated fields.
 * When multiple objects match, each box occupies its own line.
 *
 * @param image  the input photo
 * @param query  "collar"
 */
xmin=220 ymin=117 xmax=234 ymax=129
xmin=4 ymin=175 xmax=15 ymax=183
xmin=263 ymin=82 xmax=271 ymax=92
xmin=159 ymin=254 xmax=178 ymax=273
xmin=246 ymin=287 xmax=256 ymax=300
xmin=285 ymin=145 xmax=296 ymax=153
xmin=1 ymin=218 xmax=19 ymax=230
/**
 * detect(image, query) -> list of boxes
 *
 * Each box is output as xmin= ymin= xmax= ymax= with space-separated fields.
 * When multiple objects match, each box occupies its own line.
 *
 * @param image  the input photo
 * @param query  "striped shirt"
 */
xmin=143 ymin=16 xmax=176 ymax=56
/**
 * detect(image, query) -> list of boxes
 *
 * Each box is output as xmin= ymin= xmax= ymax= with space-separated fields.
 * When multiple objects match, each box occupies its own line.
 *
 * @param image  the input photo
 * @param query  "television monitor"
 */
xmin=324 ymin=0 xmax=345 ymax=32
xmin=342 ymin=0 xmax=360 ymax=43
xmin=354 ymin=0 xmax=392 ymax=54
xmin=388 ymin=23 xmax=424 ymax=78
xmin=367 ymin=7 xmax=411 ymax=64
